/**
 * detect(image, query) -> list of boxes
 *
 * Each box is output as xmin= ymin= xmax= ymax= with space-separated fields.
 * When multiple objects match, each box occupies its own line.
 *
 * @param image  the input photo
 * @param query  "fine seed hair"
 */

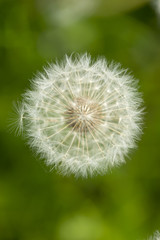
xmin=15 ymin=53 xmax=144 ymax=177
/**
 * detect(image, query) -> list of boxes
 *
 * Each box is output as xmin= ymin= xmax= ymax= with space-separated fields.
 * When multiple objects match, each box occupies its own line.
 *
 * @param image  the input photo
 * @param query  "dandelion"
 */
xmin=17 ymin=54 xmax=143 ymax=177
xmin=152 ymin=0 xmax=160 ymax=16
xmin=148 ymin=231 xmax=160 ymax=240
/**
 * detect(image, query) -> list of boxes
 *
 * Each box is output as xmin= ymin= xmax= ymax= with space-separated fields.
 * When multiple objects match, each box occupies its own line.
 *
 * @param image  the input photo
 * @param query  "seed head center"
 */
xmin=65 ymin=97 xmax=103 ymax=132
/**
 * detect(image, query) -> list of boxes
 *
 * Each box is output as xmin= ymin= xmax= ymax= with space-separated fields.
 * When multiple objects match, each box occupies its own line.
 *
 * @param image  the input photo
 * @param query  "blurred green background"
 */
xmin=0 ymin=0 xmax=160 ymax=239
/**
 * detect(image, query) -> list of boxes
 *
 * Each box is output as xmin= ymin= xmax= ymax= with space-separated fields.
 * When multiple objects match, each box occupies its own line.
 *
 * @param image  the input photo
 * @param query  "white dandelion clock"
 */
xmin=17 ymin=54 xmax=143 ymax=177
xmin=148 ymin=231 xmax=160 ymax=240
xmin=152 ymin=0 xmax=160 ymax=16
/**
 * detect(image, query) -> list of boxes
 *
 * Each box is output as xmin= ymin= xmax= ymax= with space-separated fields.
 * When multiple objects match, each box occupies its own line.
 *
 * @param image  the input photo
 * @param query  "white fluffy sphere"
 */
xmin=148 ymin=231 xmax=160 ymax=240
xmin=18 ymin=54 xmax=143 ymax=177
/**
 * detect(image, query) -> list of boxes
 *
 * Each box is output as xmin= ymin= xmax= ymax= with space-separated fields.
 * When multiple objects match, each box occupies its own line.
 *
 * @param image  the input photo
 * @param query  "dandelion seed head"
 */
xmin=148 ymin=231 xmax=160 ymax=240
xmin=152 ymin=0 xmax=160 ymax=17
xmin=17 ymin=53 xmax=143 ymax=177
